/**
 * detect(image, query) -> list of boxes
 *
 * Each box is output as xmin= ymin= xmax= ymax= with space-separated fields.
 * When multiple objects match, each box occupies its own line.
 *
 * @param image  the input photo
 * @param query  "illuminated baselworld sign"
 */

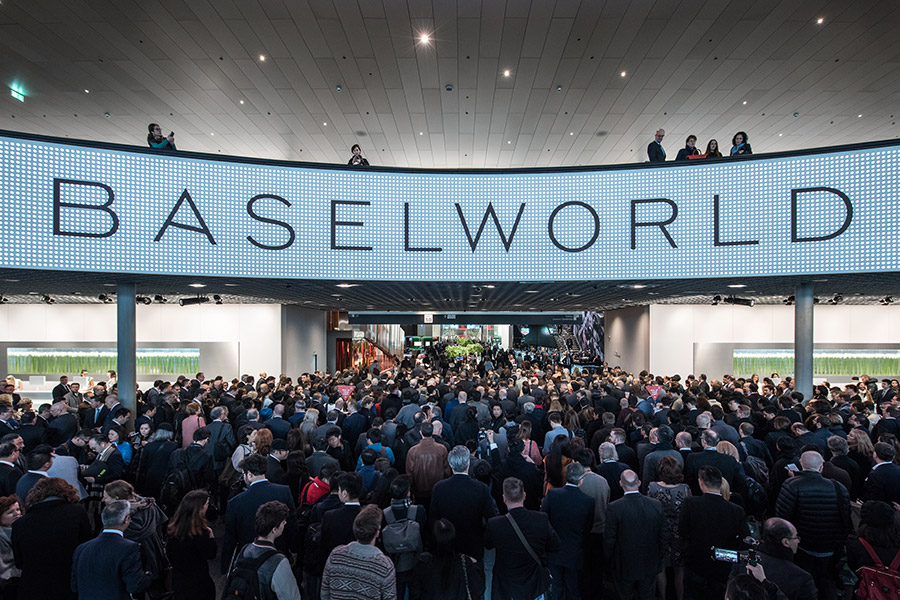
xmin=1 ymin=131 xmax=898 ymax=282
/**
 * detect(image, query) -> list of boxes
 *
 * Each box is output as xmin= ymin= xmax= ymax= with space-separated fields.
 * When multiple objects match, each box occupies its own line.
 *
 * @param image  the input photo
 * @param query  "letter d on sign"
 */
xmin=791 ymin=187 xmax=853 ymax=243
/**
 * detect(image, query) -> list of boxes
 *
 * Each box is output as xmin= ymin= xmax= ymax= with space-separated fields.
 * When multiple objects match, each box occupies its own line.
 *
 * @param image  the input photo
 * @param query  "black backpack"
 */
xmin=221 ymin=547 xmax=279 ymax=600
xmin=160 ymin=450 xmax=199 ymax=513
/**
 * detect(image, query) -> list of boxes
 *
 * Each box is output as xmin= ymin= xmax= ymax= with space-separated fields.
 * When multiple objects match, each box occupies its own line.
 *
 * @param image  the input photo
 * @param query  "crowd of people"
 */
xmin=0 ymin=345 xmax=898 ymax=600
xmin=648 ymin=129 xmax=752 ymax=162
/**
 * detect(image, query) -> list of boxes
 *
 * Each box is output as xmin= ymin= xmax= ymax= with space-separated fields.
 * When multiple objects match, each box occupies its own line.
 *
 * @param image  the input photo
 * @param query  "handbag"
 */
xmin=461 ymin=555 xmax=473 ymax=600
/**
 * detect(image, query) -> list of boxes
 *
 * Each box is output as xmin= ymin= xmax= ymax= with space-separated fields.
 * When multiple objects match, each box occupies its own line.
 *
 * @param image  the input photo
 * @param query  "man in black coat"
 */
xmin=264 ymin=403 xmax=291 ymax=440
xmin=82 ymin=435 xmax=126 ymax=488
xmin=83 ymin=396 xmax=109 ymax=432
xmin=16 ymin=411 xmax=44 ymax=453
xmin=43 ymin=401 xmax=80 ymax=448
xmin=605 ymin=469 xmax=665 ymax=600
xmin=540 ymin=462 xmax=595 ymax=600
xmin=684 ymin=429 xmax=744 ymax=495
xmin=609 ymin=429 xmax=639 ymax=472
xmin=221 ymin=453 xmax=297 ymax=573
xmin=71 ymin=500 xmax=149 ymax=600
xmin=266 ymin=439 xmax=289 ymax=485
xmin=167 ymin=427 xmax=216 ymax=491
xmin=430 ymin=445 xmax=499 ymax=563
xmin=485 ymin=477 xmax=560 ymax=600
xmin=320 ymin=472 xmax=363 ymax=556
xmin=729 ymin=517 xmax=817 ymax=600
xmin=0 ymin=403 xmax=16 ymax=438
xmin=489 ymin=438 xmax=543 ymax=511
xmin=862 ymin=441 xmax=900 ymax=504
xmin=680 ymin=466 xmax=750 ymax=600
xmin=51 ymin=375 xmax=71 ymax=403
xmin=597 ymin=441 xmax=629 ymax=501
xmin=0 ymin=442 xmax=22 ymax=496
xmin=647 ymin=128 xmax=666 ymax=162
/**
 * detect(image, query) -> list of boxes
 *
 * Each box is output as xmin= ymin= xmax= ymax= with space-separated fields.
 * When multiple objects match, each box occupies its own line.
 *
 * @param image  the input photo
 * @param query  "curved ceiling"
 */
xmin=1 ymin=0 xmax=899 ymax=168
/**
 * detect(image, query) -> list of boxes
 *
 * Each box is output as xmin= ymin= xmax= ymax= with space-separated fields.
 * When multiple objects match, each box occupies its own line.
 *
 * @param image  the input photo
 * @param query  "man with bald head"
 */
xmin=729 ymin=517 xmax=817 ymax=600
xmin=604 ymin=469 xmax=665 ymax=600
xmin=775 ymin=450 xmax=850 ymax=600
xmin=647 ymin=129 xmax=666 ymax=162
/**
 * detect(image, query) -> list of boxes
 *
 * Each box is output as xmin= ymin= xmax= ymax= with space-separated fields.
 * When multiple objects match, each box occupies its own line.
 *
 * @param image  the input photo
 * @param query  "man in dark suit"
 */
xmin=82 ymin=435 xmax=126 ymax=488
xmin=0 ymin=442 xmax=22 ymax=496
xmin=264 ymin=403 xmax=291 ymax=440
xmin=321 ymin=472 xmax=363 ymax=556
xmin=684 ymin=429 xmax=743 ymax=495
xmin=15 ymin=445 xmax=53 ymax=501
xmin=540 ymin=462 xmax=595 ymax=600
xmin=83 ymin=396 xmax=109 ymax=432
xmin=16 ymin=411 xmax=44 ymax=453
xmin=597 ymin=442 xmax=629 ymax=501
xmin=863 ymin=441 xmax=900 ymax=504
xmin=101 ymin=395 xmax=122 ymax=434
xmin=605 ymin=469 xmax=665 ymax=600
xmin=0 ymin=403 xmax=16 ymax=437
xmin=485 ymin=476 xmax=560 ymax=600
xmin=609 ymin=429 xmax=639 ymax=472
xmin=430 ymin=445 xmax=499 ymax=564
xmin=43 ymin=401 xmax=80 ymax=448
xmin=647 ymin=128 xmax=666 ymax=162
xmin=738 ymin=422 xmax=773 ymax=466
xmin=221 ymin=453 xmax=297 ymax=573
xmin=51 ymin=375 xmax=71 ymax=403
xmin=680 ymin=466 xmax=749 ymax=600
xmin=72 ymin=500 xmax=149 ymax=599
xmin=872 ymin=404 xmax=900 ymax=441
xmin=266 ymin=439 xmax=289 ymax=485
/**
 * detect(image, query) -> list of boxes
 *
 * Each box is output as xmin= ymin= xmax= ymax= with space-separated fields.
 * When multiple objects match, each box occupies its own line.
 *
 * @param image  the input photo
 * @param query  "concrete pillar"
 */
xmin=116 ymin=283 xmax=136 ymax=418
xmin=794 ymin=283 xmax=814 ymax=404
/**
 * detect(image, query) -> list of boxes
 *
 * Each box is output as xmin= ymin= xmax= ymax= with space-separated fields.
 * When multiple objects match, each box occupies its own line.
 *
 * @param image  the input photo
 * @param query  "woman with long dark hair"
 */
xmin=166 ymin=490 xmax=217 ymax=600
xmin=410 ymin=518 xmax=484 ymax=599
xmin=0 ymin=495 xmax=22 ymax=598
xmin=543 ymin=435 xmax=573 ymax=494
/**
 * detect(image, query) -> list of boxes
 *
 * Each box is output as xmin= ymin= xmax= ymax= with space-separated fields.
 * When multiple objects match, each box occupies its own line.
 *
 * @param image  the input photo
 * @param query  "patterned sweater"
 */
xmin=322 ymin=541 xmax=397 ymax=600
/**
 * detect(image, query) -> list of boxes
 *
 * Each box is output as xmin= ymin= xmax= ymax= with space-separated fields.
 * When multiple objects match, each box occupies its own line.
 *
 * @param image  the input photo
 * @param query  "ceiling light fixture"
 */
xmin=179 ymin=296 xmax=209 ymax=306
xmin=153 ymin=295 xmax=168 ymax=303
xmin=259 ymin=55 xmax=266 ymax=61
xmin=723 ymin=296 xmax=755 ymax=307
xmin=420 ymin=34 xmax=430 ymax=44
xmin=135 ymin=296 xmax=152 ymax=305
xmin=503 ymin=70 xmax=511 ymax=77
xmin=239 ymin=100 xmax=244 ymax=104
xmin=188 ymin=283 xmax=206 ymax=288
xmin=336 ymin=283 xmax=359 ymax=288
xmin=727 ymin=284 xmax=746 ymax=288
xmin=323 ymin=122 xmax=327 ymax=126
xmin=742 ymin=101 xmax=747 ymax=105
xmin=84 ymin=89 xmax=90 ymax=93
xmin=41 ymin=295 xmax=55 ymax=304
xmin=817 ymin=17 xmax=824 ymax=24
xmin=620 ymin=71 xmax=626 ymax=77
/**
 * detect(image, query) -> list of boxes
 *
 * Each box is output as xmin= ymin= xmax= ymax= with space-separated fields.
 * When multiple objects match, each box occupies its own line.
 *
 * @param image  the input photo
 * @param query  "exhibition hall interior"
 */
xmin=1 ymin=1 xmax=900 ymax=599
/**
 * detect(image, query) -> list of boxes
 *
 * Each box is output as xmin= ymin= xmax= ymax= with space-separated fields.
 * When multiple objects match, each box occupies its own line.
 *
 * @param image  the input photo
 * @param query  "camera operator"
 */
xmin=146 ymin=123 xmax=176 ymax=151
xmin=347 ymin=144 xmax=369 ymax=166
xmin=729 ymin=518 xmax=816 ymax=600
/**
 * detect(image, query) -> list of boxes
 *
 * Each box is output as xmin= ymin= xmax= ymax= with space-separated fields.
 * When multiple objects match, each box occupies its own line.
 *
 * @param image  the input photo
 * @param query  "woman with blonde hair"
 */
xmin=180 ymin=402 xmax=205 ymax=449
xmin=849 ymin=428 xmax=875 ymax=479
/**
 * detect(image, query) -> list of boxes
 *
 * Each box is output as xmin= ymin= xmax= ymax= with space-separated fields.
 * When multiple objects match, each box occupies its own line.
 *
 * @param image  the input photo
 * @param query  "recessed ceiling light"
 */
xmin=239 ymin=100 xmax=244 ymax=104
xmin=484 ymin=285 xmax=495 ymax=289
xmin=419 ymin=131 xmax=423 ymax=135
xmin=817 ymin=17 xmax=824 ymax=24
xmin=188 ymin=283 xmax=206 ymax=288
xmin=336 ymin=283 xmax=359 ymax=288
xmin=858 ymin=114 xmax=863 ymax=118
xmin=620 ymin=71 xmax=627 ymax=77
xmin=503 ymin=70 xmax=511 ymax=77
xmin=779 ymin=133 xmax=783 ymax=136
xmin=4 ymin=279 xmax=19 ymax=282
xmin=224 ymin=283 xmax=240 ymax=287
xmin=728 ymin=284 xmax=747 ymax=288
xmin=259 ymin=55 xmax=266 ymax=61
xmin=632 ymin=284 xmax=646 ymax=289
xmin=419 ymin=34 xmax=430 ymax=44
xmin=84 ymin=89 xmax=90 ymax=93
xmin=569 ymin=132 xmax=574 ymax=136
xmin=507 ymin=140 xmax=511 ymax=144
xmin=742 ymin=101 xmax=747 ymax=105
xmin=210 ymin=132 xmax=214 ymax=136
xmin=525 ymin=290 xmax=539 ymax=294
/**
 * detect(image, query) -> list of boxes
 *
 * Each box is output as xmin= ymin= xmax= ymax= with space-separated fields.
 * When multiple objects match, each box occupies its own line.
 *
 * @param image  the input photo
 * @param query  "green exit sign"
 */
xmin=10 ymin=89 xmax=24 ymax=102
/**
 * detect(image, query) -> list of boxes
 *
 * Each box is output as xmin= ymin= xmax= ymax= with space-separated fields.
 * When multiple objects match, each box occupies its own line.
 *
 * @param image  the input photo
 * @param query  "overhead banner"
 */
xmin=1 ymin=132 xmax=898 ymax=281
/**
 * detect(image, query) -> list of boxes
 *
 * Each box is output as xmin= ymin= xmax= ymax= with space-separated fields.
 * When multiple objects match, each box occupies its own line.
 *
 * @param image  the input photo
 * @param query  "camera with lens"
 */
xmin=477 ymin=428 xmax=487 ymax=442
xmin=711 ymin=538 xmax=759 ymax=566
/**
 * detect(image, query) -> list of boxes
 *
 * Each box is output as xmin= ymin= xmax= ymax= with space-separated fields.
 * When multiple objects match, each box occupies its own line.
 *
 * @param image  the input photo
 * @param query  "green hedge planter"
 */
xmin=8 ymin=348 xmax=200 ymax=376
xmin=733 ymin=349 xmax=900 ymax=378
